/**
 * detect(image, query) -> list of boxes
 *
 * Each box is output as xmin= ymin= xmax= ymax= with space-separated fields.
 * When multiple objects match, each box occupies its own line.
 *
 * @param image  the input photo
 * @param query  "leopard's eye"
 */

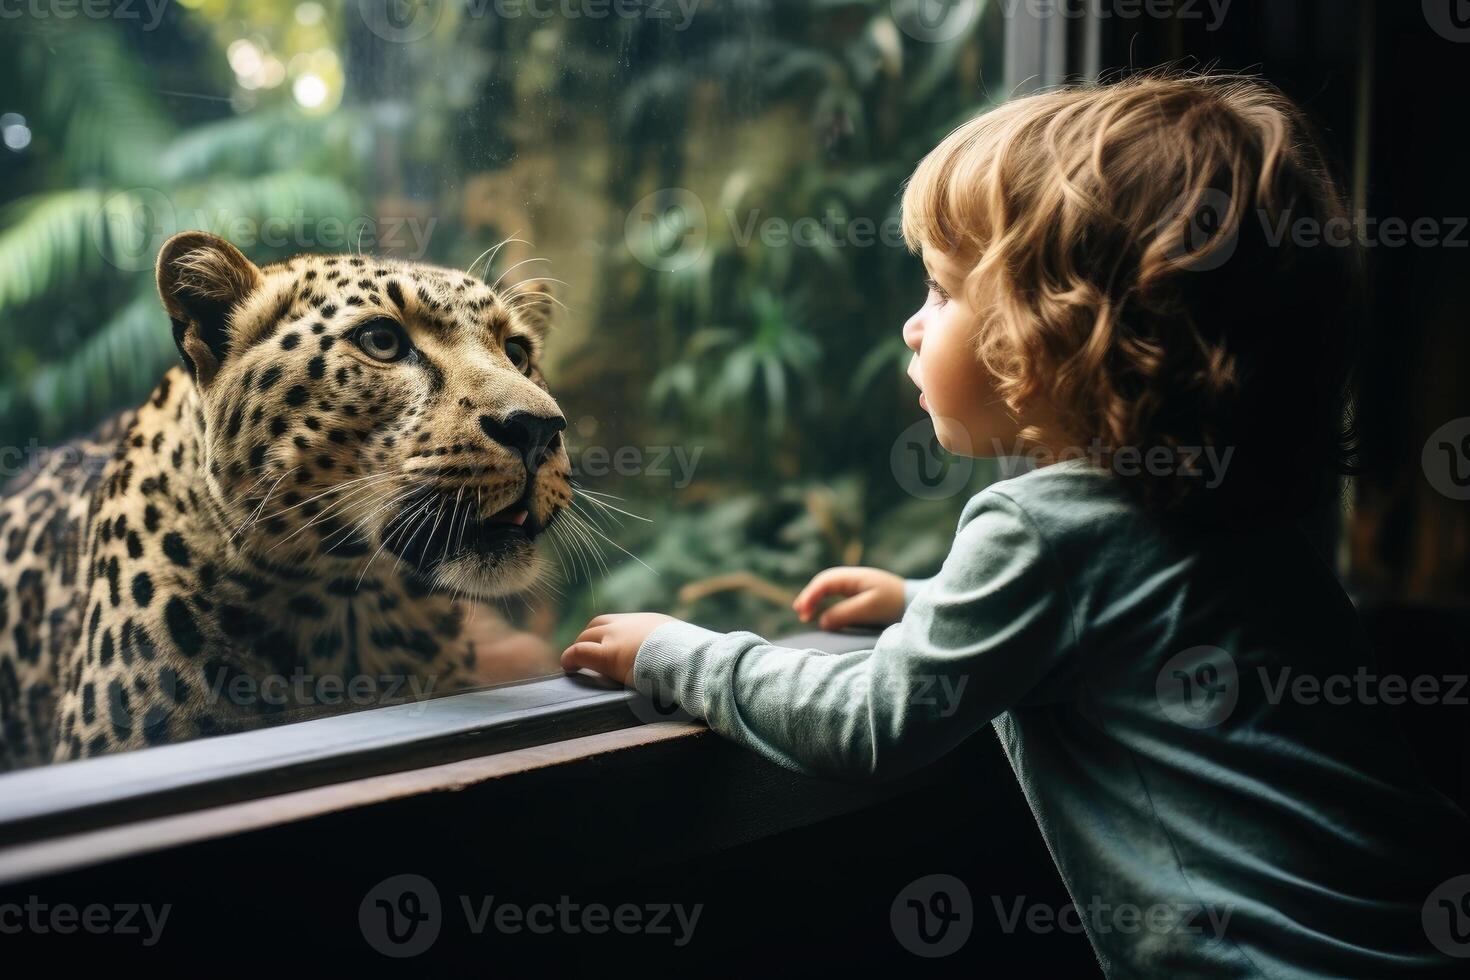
xmin=354 ymin=319 xmax=409 ymax=362
xmin=505 ymin=337 xmax=532 ymax=375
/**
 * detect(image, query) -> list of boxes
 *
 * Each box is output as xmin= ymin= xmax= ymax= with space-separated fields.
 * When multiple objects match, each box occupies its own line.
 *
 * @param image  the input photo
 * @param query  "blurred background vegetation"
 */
xmin=0 ymin=0 xmax=1014 ymax=646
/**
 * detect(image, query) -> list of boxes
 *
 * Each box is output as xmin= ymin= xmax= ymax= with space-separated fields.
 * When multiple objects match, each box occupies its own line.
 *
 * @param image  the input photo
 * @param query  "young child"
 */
xmin=562 ymin=75 xmax=1469 ymax=976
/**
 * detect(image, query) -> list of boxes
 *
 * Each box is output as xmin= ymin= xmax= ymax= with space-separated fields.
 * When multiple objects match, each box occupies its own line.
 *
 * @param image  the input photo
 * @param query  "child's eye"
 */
xmin=924 ymin=278 xmax=950 ymax=305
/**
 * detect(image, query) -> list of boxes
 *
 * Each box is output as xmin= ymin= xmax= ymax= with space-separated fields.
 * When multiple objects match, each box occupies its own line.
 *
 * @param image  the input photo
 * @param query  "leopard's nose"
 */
xmin=480 ymin=411 xmax=565 ymax=470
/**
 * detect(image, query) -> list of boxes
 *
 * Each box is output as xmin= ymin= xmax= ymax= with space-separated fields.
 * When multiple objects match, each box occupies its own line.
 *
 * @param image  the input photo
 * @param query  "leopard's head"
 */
xmin=156 ymin=230 xmax=572 ymax=599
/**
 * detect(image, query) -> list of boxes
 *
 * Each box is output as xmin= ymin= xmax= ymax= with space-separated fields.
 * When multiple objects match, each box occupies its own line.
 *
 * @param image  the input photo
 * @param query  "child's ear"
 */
xmin=156 ymin=231 xmax=261 ymax=387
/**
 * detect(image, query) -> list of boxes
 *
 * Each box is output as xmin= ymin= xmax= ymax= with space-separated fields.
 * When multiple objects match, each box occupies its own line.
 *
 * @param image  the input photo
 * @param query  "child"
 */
xmin=562 ymin=75 xmax=1469 ymax=976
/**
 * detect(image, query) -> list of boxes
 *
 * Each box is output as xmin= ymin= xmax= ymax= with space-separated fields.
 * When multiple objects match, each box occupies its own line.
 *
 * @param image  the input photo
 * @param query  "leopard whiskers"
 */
xmin=472 ymin=233 xmax=529 ymax=280
xmin=571 ymin=486 xmax=651 ymax=528
xmin=569 ymin=501 xmax=655 ymax=575
xmin=488 ymin=256 xmax=550 ymax=296
xmin=223 ymin=466 xmax=292 ymax=536
xmin=349 ymin=486 xmax=429 ymax=589
xmin=262 ymin=471 xmax=404 ymax=555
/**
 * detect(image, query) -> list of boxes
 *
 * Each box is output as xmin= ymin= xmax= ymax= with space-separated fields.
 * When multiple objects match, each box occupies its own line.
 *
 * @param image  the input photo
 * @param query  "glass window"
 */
xmin=0 ymin=0 xmax=1009 ymax=769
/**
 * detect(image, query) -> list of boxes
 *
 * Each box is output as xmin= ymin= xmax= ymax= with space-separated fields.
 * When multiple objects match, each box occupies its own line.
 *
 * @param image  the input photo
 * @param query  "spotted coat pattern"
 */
xmin=0 ymin=232 xmax=572 ymax=770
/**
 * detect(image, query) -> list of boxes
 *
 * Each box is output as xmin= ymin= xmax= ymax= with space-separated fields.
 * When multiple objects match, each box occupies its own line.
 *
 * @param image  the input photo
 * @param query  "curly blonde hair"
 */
xmin=901 ymin=73 xmax=1360 ymax=522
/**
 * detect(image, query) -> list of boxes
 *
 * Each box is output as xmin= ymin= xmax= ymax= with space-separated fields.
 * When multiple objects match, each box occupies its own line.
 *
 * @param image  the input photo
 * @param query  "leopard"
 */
xmin=0 ymin=231 xmax=576 ymax=771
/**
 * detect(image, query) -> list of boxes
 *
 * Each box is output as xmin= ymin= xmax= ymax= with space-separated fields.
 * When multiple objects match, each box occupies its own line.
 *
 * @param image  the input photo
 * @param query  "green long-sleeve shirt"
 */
xmin=634 ymin=459 xmax=1469 ymax=977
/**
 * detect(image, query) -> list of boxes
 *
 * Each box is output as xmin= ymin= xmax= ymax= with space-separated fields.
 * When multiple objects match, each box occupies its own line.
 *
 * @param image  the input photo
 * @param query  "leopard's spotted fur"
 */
xmin=0 ymin=232 xmax=572 ymax=770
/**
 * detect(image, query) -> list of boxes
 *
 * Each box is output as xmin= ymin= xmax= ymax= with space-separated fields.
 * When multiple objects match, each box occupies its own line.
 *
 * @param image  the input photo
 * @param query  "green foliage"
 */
xmin=2 ymin=1 xmax=1008 ymax=641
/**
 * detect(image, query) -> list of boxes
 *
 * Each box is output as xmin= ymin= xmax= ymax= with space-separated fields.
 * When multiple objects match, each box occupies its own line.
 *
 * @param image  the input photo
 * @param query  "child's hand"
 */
xmin=560 ymin=613 xmax=677 ymax=685
xmin=792 ymin=566 xmax=906 ymax=631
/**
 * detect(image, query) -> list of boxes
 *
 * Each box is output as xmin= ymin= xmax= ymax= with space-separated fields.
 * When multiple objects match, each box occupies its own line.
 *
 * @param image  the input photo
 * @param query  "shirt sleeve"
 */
xmin=902 ymin=577 xmax=930 ymax=608
xmin=631 ymin=489 xmax=1080 ymax=781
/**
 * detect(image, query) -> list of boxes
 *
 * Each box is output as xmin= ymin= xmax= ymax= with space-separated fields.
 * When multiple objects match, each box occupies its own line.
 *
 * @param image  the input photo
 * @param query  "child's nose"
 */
xmin=902 ymin=311 xmax=923 ymax=352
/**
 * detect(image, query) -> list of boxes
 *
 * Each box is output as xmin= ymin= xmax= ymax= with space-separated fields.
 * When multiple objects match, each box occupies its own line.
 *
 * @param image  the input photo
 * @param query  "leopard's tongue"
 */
xmin=486 ymin=506 xmax=529 ymax=526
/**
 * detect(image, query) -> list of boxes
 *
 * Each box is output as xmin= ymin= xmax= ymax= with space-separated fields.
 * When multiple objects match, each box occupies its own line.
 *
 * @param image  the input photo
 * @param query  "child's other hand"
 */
xmin=792 ymin=566 xmax=906 ymax=631
xmin=560 ymin=613 xmax=676 ymax=686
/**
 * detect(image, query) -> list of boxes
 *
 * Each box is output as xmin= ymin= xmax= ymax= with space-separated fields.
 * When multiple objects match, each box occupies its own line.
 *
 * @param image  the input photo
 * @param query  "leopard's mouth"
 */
xmin=383 ymin=488 xmax=550 ymax=575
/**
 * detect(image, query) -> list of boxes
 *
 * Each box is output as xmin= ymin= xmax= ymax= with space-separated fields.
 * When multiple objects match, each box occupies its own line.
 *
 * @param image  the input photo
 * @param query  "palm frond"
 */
xmin=7 ymin=289 xmax=173 ymax=439
xmin=0 ymin=189 xmax=121 ymax=311
xmin=160 ymin=109 xmax=369 ymax=184
xmin=18 ymin=23 xmax=172 ymax=185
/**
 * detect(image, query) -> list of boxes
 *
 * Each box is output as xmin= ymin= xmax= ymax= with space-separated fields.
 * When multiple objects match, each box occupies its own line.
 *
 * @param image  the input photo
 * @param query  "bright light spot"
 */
xmin=293 ymin=74 xmax=328 ymax=109
xmin=0 ymin=112 xmax=23 ymax=128
xmin=227 ymin=39 xmax=263 ymax=79
xmin=295 ymin=1 xmax=324 ymax=26
xmin=2 ymin=123 xmax=31 ymax=152
xmin=260 ymin=57 xmax=286 ymax=89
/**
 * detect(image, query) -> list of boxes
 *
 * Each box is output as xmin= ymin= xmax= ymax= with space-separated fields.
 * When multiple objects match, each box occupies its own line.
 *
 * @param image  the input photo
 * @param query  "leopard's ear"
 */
xmin=156 ymin=231 xmax=261 ymax=387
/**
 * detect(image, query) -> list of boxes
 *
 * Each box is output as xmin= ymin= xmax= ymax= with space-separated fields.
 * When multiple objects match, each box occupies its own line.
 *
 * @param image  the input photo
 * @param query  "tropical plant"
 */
xmin=0 ymin=23 xmax=362 ymax=445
